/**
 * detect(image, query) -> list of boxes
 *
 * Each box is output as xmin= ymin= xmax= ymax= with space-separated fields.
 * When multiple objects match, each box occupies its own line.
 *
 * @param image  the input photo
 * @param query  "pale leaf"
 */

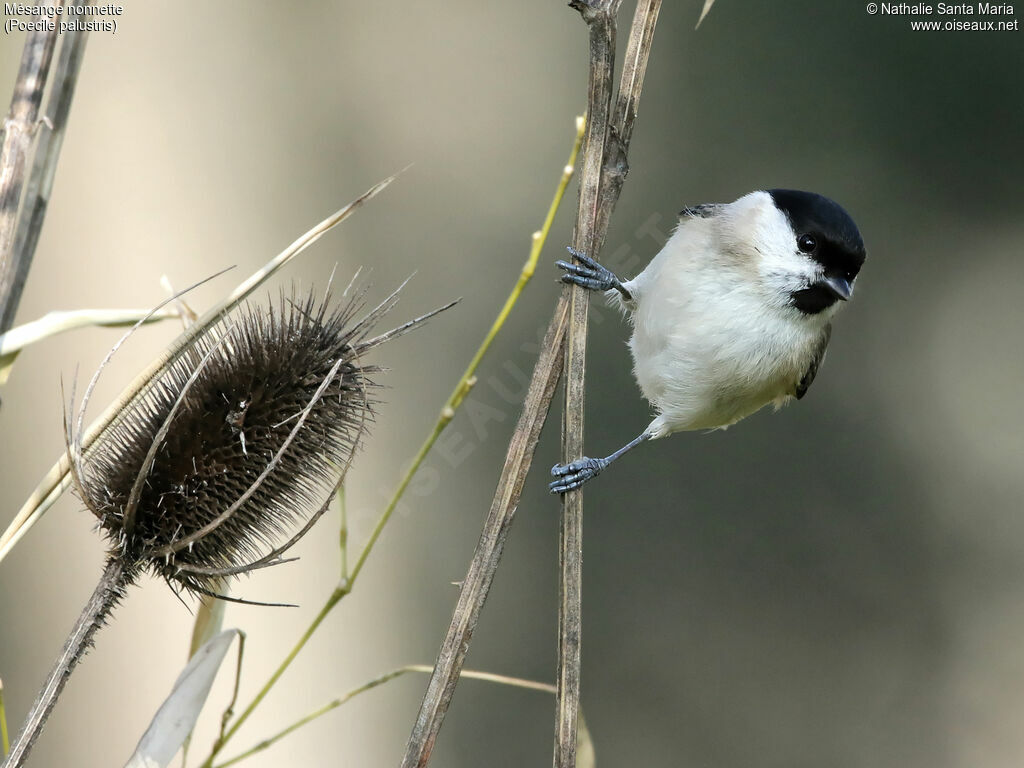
xmin=695 ymin=0 xmax=716 ymax=28
xmin=0 ymin=308 xmax=178 ymax=385
xmin=179 ymin=580 xmax=229 ymax=763
xmin=188 ymin=582 xmax=227 ymax=657
xmin=123 ymin=630 xmax=238 ymax=768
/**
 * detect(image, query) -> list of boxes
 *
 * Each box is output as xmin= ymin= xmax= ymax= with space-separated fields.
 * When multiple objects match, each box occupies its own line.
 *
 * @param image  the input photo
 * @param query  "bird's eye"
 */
xmin=797 ymin=233 xmax=817 ymax=253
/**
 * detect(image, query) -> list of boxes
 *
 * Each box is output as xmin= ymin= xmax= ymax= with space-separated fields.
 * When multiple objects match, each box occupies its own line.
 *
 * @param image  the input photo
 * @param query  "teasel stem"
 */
xmin=1 ymin=558 xmax=133 ymax=768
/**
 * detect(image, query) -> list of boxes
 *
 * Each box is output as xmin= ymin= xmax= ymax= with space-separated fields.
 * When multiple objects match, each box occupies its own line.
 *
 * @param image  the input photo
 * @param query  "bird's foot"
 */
xmin=549 ymin=455 xmax=609 ymax=494
xmin=556 ymin=247 xmax=624 ymax=294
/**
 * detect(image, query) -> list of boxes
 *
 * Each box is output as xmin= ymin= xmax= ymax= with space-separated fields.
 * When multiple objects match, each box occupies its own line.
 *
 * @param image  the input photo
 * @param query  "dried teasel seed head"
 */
xmin=68 ymin=284 xmax=452 ymax=597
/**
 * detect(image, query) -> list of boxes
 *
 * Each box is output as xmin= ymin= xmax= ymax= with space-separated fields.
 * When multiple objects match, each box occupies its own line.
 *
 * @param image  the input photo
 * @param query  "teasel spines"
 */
xmin=68 ymin=284 xmax=447 ymax=596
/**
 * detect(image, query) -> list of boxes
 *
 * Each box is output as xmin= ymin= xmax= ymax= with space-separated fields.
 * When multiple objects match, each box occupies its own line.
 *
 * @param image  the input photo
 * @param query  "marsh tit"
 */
xmin=549 ymin=189 xmax=866 ymax=494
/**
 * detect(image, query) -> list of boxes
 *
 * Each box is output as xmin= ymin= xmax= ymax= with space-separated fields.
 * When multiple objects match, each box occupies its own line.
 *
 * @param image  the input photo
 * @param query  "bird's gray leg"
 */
xmin=549 ymin=431 xmax=651 ymax=494
xmin=556 ymin=247 xmax=633 ymax=303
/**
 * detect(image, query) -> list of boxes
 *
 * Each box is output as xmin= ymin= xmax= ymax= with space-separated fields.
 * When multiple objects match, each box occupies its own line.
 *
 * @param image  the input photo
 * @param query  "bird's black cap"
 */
xmin=768 ymin=189 xmax=866 ymax=276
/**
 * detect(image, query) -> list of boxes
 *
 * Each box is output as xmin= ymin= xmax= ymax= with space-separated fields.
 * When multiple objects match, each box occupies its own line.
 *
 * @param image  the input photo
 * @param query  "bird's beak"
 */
xmin=819 ymin=275 xmax=853 ymax=302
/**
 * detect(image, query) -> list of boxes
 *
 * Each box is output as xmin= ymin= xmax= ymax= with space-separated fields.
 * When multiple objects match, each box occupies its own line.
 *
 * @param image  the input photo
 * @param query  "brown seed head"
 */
xmin=67 ymin=285 xmax=448 ymax=597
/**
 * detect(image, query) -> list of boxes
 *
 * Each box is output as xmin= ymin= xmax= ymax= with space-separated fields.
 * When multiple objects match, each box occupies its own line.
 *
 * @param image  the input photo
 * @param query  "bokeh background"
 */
xmin=1 ymin=1 xmax=1023 ymax=766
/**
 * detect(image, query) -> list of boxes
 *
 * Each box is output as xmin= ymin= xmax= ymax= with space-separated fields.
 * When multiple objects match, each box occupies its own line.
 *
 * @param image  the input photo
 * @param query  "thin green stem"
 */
xmin=337 ymin=485 xmax=348 ymax=582
xmin=199 ymin=117 xmax=584 ymax=768
xmin=216 ymin=632 xmax=247 ymax=750
xmin=348 ymin=115 xmax=585 ymax=587
xmin=1 ymin=677 xmax=9 ymax=756
xmin=211 ymin=666 xmax=555 ymax=768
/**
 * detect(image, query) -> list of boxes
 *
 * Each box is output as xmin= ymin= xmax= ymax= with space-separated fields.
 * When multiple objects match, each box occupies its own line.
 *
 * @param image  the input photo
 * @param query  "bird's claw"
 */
xmin=549 ymin=456 xmax=609 ymax=494
xmin=556 ymin=247 xmax=621 ymax=293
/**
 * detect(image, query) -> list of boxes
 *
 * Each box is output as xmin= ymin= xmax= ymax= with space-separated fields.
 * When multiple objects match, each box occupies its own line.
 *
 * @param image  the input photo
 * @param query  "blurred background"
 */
xmin=1 ymin=1 xmax=1022 ymax=766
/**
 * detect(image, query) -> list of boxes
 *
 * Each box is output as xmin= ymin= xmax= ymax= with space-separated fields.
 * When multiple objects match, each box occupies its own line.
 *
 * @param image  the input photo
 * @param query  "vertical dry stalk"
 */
xmin=557 ymin=4 xmax=662 ymax=766
xmin=556 ymin=2 xmax=622 ymax=766
xmin=0 ymin=0 xmax=61 ymax=335
xmin=6 ymin=1 xmax=90 ymax=334
xmin=399 ymin=3 xmax=661 ymax=767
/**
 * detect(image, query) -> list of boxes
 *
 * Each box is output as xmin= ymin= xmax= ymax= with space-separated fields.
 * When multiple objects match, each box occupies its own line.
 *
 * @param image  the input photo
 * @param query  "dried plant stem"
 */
xmin=400 ymin=4 xmax=661 ymax=767
xmin=215 ymin=632 xmax=246 ymax=748
xmin=5 ymin=1 xmax=89 ymax=335
xmin=0 ymin=558 xmax=130 ymax=768
xmin=601 ymin=0 xmax=663 ymax=241
xmin=0 ymin=0 xmax=59 ymax=335
xmin=198 ymin=122 xmax=583 ymax=768
xmin=557 ymin=3 xmax=622 ymax=765
xmin=557 ymin=4 xmax=662 ymax=766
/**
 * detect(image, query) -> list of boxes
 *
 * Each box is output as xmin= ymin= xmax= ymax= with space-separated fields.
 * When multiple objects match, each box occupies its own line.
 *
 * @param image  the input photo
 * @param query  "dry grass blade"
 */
xmin=695 ymin=0 xmax=716 ymax=28
xmin=0 ymin=307 xmax=179 ymax=385
xmin=0 ymin=174 xmax=399 ymax=565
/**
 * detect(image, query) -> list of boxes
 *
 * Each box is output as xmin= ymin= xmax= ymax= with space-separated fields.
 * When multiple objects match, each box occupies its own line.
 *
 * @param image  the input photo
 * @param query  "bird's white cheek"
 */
xmin=761 ymin=268 xmax=816 ymax=311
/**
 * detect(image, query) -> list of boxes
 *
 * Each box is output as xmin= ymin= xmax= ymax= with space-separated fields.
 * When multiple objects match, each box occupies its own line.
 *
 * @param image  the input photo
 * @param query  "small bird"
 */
xmin=550 ymin=189 xmax=866 ymax=493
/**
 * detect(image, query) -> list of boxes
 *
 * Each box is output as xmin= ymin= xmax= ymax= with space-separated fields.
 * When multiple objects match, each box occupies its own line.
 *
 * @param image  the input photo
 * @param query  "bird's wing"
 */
xmin=679 ymin=203 xmax=724 ymax=219
xmin=795 ymin=324 xmax=832 ymax=400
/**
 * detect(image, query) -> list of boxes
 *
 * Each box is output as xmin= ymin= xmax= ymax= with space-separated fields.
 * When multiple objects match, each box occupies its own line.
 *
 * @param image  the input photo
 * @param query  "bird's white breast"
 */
xmin=621 ymin=213 xmax=828 ymax=437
